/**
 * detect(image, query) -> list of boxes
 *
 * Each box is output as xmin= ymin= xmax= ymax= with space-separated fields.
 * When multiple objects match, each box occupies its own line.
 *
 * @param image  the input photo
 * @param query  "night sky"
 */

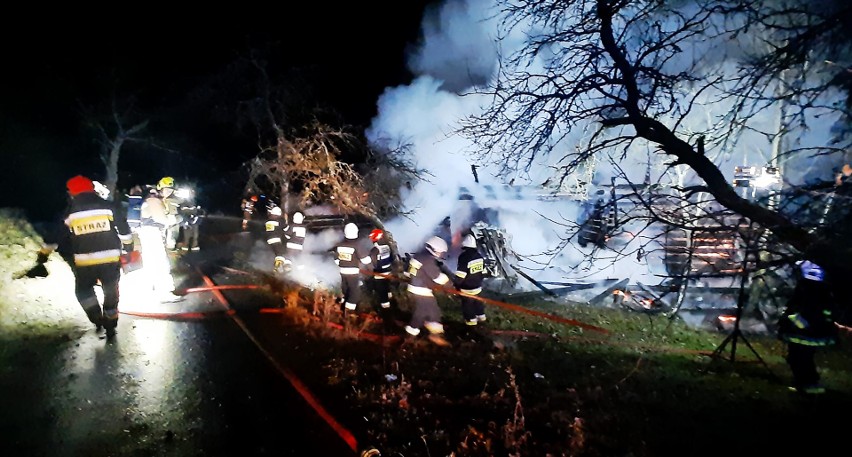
xmin=0 ymin=2 xmax=437 ymax=220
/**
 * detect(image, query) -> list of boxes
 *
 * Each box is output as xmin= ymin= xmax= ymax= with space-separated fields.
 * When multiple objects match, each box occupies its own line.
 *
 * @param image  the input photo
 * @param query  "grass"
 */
xmin=244 ymin=279 xmax=852 ymax=456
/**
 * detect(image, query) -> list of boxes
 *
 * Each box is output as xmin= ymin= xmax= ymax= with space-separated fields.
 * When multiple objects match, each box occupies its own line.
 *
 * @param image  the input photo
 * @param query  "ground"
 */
xmin=3 ymin=209 xmax=852 ymax=456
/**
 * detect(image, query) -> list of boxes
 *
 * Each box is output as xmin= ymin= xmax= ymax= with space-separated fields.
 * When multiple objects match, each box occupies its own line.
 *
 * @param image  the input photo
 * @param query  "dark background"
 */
xmin=0 ymin=2 xmax=438 ymax=221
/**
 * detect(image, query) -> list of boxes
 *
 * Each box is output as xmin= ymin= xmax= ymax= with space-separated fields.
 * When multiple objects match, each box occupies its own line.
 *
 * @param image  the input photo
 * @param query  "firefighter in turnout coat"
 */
xmin=404 ymin=236 xmax=451 ymax=344
xmin=777 ymin=260 xmax=839 ymax=395
xmin=284 ymin=211 xmax=306 ymax=270
xmin=334 ymin=223 xmax=372 ymax=314
xmin=265 ymin=205 xmax=289 ymax=272
xmin=143 ymin=176 xmax=181 ymax=250
xmin=454 ymin=234 xmax=487 ymax=326
xmin=368 ymin=229 xmax=395 ymax=314
xmin=63 ymin=175 xmax=133 ymax=337
xmin=241 ymin=194 xmax=258 ymax=231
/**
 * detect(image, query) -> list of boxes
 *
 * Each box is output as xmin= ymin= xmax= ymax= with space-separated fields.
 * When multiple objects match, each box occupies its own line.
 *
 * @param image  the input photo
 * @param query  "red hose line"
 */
xmin=360 ymin=269 xmax=610 ymax=335
xmin=198 ymin=270 xmax=358 ymax=454
xmin=175 ymin=284 xmax=260 ymax=295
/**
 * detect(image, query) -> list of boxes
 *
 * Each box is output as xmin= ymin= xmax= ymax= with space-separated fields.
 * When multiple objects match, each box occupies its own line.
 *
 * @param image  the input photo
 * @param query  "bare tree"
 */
xmin=82 ymin=96 xmax=148 ymax=198
xmin=461 ymin=0 xmax=852 ymax=281
xmin=240 ymin=55 xmax=425 ymax=232
xmin=359 ymin=138 xmax=428 ymax=221
xmin=246 ymin=121 xmax=393 ymax=229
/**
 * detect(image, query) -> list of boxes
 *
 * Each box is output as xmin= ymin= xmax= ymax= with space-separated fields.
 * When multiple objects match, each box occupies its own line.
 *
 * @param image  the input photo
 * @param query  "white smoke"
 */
xmin=366 ymin=0 xmax=847 ymax=293
xmin=407 ymin=0 xmax=498 ymax=92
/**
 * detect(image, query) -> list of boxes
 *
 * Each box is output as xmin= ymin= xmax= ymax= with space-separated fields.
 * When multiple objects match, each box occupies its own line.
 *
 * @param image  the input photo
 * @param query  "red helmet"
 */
xmin=369 ymin=229 xmax=383 ymax=242
xmin=66 ymin=175 xmax=95 ymax=196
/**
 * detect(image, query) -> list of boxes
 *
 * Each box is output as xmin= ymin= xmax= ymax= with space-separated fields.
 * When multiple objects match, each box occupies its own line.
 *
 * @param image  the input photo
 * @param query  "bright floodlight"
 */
xmin=175 ymin=187 xmax=193 ymax=200
xmin=753 ymin=166 xmax=782 ymax=189
xmin=753 ymin=173 xmax=778 ymax=189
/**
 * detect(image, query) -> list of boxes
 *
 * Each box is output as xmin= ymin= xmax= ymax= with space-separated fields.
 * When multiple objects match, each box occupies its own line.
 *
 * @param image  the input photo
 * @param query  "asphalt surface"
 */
xmin=1 ymin=217 xmax=356 ymax=457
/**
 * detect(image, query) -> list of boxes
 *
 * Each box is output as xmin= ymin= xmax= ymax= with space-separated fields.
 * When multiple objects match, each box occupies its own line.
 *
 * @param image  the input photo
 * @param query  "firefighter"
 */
xmin=454 ymin=233 xmax=487 ymax=326
xmin=137 ymin=178 xmax=181 ymax=301
xmin=142 ymin=176 xmax=181 ymax=250
xmin=176 ymin=187 xmax=203 ymax=252
xmin=241 ymin=194 xmax=258 ymax=231
xmin=284 ymin=211 xmax=306 ymax=269
xmin=368 ymin=228 xmax=395 ymax=316
xmin=334 ymin=223 xmax=372 ymax=315
xmin=62 ymin=175 xmax=133 ymax=338
xmin=265 ymin=204 xmax=289 ymax=273
xmin=404 ymin=236 xmax=452 ymax=346
xmin=777 ymin=260 xmax=839 ymax=394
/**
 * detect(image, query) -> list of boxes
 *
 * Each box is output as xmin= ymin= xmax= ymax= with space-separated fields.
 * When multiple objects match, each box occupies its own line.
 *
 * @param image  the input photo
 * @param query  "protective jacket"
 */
xmin=64 ymin=191 xmax=133 ymax=267
xmin=141 ymin=192 xmax=179 ymax=227
xmin=335 ymin=238 xmax=371 ymax=275
xmin=778 ymin=279 xmax=838 ymax=347
xmin=265 ymin=216 xmax=286 ymax=249
xmin=285 ymin=219 xmax=306 ymax=252
xmin=241 ymin=197 xmax=256 ymax=215
xmin=454 ymin=246 xmax=485 ymax=295
xmin=370 ymin=242 xmax=393 ymax=279
xmin=405 ymin=250 xmax=450 ymax=296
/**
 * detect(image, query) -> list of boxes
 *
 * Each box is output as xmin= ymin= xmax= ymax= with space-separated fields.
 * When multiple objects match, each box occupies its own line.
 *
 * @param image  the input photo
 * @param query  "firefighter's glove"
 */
xmin=36 ymin=251 xmax=50 ymax=264
xmin=274 ymin=256 xmax=286 ymax=273
xmin=122 ymin=241 xmax=134 ymax=254
xmin=36 ymin=244 xmax=61 ymax=264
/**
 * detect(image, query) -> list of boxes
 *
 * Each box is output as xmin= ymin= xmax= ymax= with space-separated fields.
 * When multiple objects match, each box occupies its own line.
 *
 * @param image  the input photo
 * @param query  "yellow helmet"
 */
xmin=157 ymin=176 xmax=175 ymax=190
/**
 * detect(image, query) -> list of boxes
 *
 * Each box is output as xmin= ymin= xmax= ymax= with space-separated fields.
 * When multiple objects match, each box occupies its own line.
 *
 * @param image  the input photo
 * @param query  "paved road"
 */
xmin=1 ymin=216 xmax=355 ymax=457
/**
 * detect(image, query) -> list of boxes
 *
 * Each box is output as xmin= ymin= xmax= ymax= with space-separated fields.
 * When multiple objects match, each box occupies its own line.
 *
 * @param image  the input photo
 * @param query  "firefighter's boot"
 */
xmin=102 ymin=308 xmax=118 ymax=339
xmin=81 ymin=299 xmax=104 ymax=332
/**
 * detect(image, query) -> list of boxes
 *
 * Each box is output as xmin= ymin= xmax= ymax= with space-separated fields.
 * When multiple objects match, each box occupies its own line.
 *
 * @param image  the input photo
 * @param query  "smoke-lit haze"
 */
xmin=300 ymin=0 xmax=849 ymax=293
xmin=372 ymin=0 xmax=849 ymax=295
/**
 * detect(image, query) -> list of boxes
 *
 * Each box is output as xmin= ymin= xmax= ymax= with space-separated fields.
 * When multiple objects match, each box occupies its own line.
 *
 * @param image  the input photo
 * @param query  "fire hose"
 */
xmin=360 ymin=269 xmax=610 ymax=335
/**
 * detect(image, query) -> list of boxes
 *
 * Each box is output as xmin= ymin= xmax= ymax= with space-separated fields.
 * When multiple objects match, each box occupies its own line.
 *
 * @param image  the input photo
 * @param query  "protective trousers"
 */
xmin=373 ymin=278 xmax=391 ymax=309
xmin=180 ymin=223 xmax=200 ymax=251
xmin=460 ymin=294 xmax=484 ymax=323
xmin=340 ymin=273 xmax=362 ymax=312
xmin=164 ymin=224 xmax=179 ymax=250
xmin=408 ymin=294 xmax=442 ymax=334
xmin=74 ymin=262 xmax=121 ymax=329
xmin=786 ymin=343 xmax=820 ymax=389
xmin=136 ymin=225 xmax=176 ymax=295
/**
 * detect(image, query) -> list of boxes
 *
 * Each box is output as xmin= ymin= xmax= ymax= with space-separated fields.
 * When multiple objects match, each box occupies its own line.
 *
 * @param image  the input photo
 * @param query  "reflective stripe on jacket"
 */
xmin=406 ymin=251 xmax=449 ymax=296
xmin=335 ymin=238 xmax=370 ymax=275
xmin=64 ymin=192 xmax=131 ymax=267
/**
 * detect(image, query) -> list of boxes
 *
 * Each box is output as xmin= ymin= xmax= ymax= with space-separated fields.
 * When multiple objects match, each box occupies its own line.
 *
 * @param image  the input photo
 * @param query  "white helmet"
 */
xmin=269 ymin=206 xmax=282 ymax=217
xmin=292 ymin=211 xmax=304 ymax=224
xmin=462 ymin=234 xmax=477 ymax=249
xmin=92 ymin=181 xmax=110 ymax=200
xmin=425 ymin=236 xmax=448 ymax=259
xmin=344 ymin=223 xmax=359 ymax=240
